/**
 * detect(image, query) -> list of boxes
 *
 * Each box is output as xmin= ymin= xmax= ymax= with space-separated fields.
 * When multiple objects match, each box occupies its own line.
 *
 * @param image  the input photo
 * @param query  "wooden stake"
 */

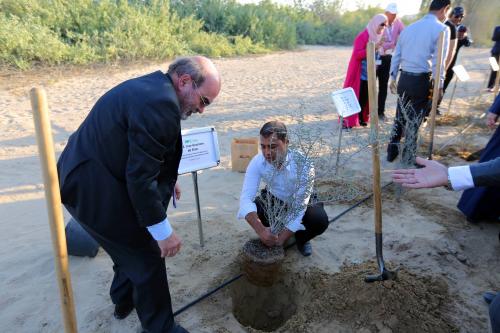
xmin=427 ymin=30 xmax=446 ymax=160
xmin=30 ymin=88 xmax=78 ymax=333
xmin=367 ymin=42 xmax=382 ymax=235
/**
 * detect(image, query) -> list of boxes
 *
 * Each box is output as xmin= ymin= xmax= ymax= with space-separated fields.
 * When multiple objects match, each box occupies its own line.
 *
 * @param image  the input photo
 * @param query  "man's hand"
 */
xmin=157 ymin=232 xmax=182 ymax=257
xmin=174 ymin=183 xmax=181 ymax=200
xmin=391 ymin=157 xmax=448 ymax=189
xmin=487 ymin=112 xmax=499 ymax=129
xmin=389 ymin=79 xmax=397 ymax=94
xmin=245 ymin=211 xmax=278 ymax=247
xmin=276 ymin=229 xmax=294 ymax=247
xmin=258 ymin=227 xmax=279 ymax=247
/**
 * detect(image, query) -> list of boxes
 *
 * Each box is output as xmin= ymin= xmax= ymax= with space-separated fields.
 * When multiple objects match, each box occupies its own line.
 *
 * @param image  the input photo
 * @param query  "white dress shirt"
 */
xmin=390 ymin=13 xmax=450 ymax=87
xmin=237 ymin=149 xmax=315 ymax=232
xmin=448 ymin=165 xmax=474 ymax=190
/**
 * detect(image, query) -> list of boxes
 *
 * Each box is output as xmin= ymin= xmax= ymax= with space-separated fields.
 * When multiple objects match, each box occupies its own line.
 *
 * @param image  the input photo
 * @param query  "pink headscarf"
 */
xmin=366 ymin=14 xmax=388 ymax=43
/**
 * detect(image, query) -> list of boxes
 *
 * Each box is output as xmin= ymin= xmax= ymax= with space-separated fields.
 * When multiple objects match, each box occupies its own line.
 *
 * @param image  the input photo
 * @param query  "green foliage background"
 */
xmin=0 ymin=0 xmax=384 ymax=69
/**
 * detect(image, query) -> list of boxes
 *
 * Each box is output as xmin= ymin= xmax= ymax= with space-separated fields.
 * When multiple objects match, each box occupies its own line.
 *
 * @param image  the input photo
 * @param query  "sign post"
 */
xmin=447 ymin=64 xmax=470 ymax=111
xmin=331 ymin=87 xmax=361 ymax=174
xmin=179 ymin=127 xmax=220 ymax=247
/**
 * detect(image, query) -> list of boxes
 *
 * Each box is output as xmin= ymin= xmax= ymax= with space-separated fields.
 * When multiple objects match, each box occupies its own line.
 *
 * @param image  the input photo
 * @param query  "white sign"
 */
xmin=452 ymin=65 xmax=470 ymax=82
xmin=178 ymin=127 xmax=220 ymax=174
xmin=331 ymin=87 xmax=361 ymax=118
xmin=490 ymin=57 xmax=500 ymax=72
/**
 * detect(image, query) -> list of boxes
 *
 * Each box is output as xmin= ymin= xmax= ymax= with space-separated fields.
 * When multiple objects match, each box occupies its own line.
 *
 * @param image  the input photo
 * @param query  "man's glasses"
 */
xmin=192 ymin=80 xmax=210 ymax=107
xmin=380 ymin=23 xmax=387 ymax=27
xmin=454 ymin=15 xmax=464 ymax=19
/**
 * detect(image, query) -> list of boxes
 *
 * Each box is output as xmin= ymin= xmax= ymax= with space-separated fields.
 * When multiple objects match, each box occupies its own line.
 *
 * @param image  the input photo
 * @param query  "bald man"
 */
xmin=58 ymin=56 xmax=221 ymax=333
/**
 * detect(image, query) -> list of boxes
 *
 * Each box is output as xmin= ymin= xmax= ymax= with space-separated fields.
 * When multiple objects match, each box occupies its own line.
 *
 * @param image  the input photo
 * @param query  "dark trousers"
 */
xmin=376 ymin=55 xmax=392 ymax=115
xmin=491 ymin=293 xmax=500 ymax=333
xmin=68 ymin=214 xmax=176 ymax=333
xmin=254 ymin=190 xmax=329 ymax=246
xmin=61 ymin=160 xmax=175 ymax=333
xmin=489 ymin=54 xmax=500 ymax=89
xmin=359 ymin=79 xmax=368 ymax=123
xmin=389 ymin=72 xmax=431 ymax=165
xmin=443 ymin=66 xmax=455 ymax=92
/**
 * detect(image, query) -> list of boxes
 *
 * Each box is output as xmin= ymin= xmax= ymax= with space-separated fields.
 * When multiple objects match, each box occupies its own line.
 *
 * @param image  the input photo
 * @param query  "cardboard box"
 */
xmin=231 ymin=137 xmax=259 ymax=172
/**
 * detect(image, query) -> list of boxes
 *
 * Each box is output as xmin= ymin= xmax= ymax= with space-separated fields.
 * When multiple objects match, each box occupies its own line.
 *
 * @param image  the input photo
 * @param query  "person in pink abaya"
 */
xmin=342 ymin=14 xmax=388 ymax=129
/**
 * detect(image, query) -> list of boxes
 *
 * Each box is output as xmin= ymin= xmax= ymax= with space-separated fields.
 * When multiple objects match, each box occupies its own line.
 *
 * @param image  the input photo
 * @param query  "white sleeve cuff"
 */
xmin=237 ymin=202 xmax=257 ymax=220
xmin=448 ymin=165 xmax=474 ymax=191
xmin=147 ymin=217 xmax=173 ymax=241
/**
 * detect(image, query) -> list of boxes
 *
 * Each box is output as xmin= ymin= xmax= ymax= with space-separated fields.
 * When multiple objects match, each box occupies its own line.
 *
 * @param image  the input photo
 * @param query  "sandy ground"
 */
xmin=1 ymin=46 xmax=499 ymax=333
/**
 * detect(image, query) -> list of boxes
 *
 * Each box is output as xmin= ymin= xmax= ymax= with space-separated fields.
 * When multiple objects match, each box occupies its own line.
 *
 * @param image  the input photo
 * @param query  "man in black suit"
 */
xmin=57 ymin=56 xmax=221 ymax=333
xmin=391 ymin=156 xmax=500 ymax=189
xmin=391 ymin=157 xmax=500 ymax=333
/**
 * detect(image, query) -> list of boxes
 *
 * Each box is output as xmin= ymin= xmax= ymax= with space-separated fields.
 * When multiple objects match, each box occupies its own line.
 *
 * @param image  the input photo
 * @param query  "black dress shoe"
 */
xmin=297 ymin=241 xmax=312 ymax=257
xmin=171 ymin=324 xmax=190 ymax=333
xmin=484 ymin=291 xmax=498 ymax=305
xmin=360 ymin=121 xmax=368 ymax=127
xmin=387 ymin=143 xmax=399 ymax=162
xmin=114 ymin=302 xmax=134 ymax=320
xmin=142 ymin=324 xmax=190 ymax=333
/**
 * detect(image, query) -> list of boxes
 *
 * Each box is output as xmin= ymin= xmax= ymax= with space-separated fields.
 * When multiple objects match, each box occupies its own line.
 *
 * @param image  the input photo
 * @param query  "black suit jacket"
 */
xmin=58 ymin=71 xmax=182 ymax=244
xmin=471 ymin=157 xmax=500 ymax=187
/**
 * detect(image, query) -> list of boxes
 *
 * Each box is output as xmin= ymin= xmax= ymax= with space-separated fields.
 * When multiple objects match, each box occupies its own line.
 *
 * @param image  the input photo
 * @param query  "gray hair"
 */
xmin=167 ymin=57 xmax=205 ymax=86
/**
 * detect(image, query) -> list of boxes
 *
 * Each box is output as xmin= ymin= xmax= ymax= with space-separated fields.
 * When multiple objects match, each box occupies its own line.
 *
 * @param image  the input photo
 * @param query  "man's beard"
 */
xmin=179 ymin=91 xmax=198 ymax=120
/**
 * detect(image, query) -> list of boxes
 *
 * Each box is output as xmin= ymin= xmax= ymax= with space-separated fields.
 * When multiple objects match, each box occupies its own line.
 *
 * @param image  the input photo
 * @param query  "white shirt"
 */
xmin=390 ymin=13 xmax=450 ymax=87
xmin=448 ymin=165 xmax=474 ymax=190
xmin=237 ymin=149 xmax=314 ymax=232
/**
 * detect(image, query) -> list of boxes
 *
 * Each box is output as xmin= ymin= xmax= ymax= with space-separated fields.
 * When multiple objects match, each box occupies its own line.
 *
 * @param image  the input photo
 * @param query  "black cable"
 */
xmin=173 ymin=181 xmax=394 ymax=317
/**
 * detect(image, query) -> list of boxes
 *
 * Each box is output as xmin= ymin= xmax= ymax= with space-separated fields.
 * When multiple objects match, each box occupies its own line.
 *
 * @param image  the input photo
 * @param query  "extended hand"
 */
xmin=391 ymin=157 xmax=448 ymax=189
xmin=174 ymin=183 xmax=181 ymax=200
xmin=157 ymin=232 xmax=182 ymax=257
xmin=487 ymin=112 xmax=499 ymax=129
xmin=389 ymin=79 xmax=397 ymax=94
xmin=258 ymin=227 xmax=278 ymax=247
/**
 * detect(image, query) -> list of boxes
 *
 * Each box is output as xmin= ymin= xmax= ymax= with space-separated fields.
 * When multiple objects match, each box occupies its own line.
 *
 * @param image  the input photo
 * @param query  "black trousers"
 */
xmin=443 ymin=66 xmax=455 ymax=92
xmin=389 ymin=72 xmax=431 ymax=165
xmin=376 ymin=55 xmax=392 ymax=115
xmin=61 ymin=160 xmax=176 ymax=333
xmin=254 ymin=190 xmax=329 ymax=246
xmin=359 ymin=79 xmax=368 ymax=123
xmin=489 ymin=54 xmax=500 ymax=89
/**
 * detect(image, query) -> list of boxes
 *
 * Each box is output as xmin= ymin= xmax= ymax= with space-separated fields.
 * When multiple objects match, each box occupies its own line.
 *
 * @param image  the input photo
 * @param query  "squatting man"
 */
xmin=237 ymin=121 xmax=329 ymax=256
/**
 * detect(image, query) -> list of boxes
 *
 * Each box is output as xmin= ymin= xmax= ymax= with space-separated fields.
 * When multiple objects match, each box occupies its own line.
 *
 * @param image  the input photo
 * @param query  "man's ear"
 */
xmin=178 ymin=74 xmax=192 ymax=88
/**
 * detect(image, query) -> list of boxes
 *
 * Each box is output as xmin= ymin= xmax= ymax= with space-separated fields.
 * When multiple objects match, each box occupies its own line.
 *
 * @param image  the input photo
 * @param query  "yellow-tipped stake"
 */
xmin=365 ymin=42 xmax=397 ymax=283
xmin=30 ymin=87 xmax=78 ymax=333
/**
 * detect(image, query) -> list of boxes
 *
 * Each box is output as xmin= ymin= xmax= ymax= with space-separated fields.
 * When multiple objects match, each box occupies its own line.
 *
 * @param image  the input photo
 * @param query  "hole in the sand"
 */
xmin=231 ymin=239 xmax=297 ymax=331
xmin=230 ymin=248 xmax=458 ymax=332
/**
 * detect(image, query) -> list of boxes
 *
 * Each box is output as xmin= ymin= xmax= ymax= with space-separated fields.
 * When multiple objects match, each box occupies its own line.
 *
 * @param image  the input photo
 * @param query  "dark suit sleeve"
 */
xmin=490 ymin=94 xmax=500 ymax=116
xmin=126 ymin=101 xmax=180 ymax=227
xmin=470 ymin=157 xmax=500 ymax=187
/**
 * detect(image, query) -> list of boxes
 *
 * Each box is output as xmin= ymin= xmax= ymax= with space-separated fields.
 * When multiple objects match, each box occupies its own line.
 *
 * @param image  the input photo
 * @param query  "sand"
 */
xmin=1 ymin=46 xmax=499 ymax=333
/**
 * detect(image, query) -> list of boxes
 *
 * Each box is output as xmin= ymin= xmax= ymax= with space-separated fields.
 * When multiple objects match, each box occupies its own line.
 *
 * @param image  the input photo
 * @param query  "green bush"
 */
xmin=0 ymin=0 xmax=396 ymax=69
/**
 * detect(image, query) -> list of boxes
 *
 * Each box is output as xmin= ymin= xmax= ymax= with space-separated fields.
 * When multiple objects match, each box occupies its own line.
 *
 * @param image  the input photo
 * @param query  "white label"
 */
xmin=452 ymin=65 xmax=470 ymax=82
xmin=178 ymin=127 xmax=220 ymax=174
xmin=331 ymin=87 xmax=361 ymax=118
